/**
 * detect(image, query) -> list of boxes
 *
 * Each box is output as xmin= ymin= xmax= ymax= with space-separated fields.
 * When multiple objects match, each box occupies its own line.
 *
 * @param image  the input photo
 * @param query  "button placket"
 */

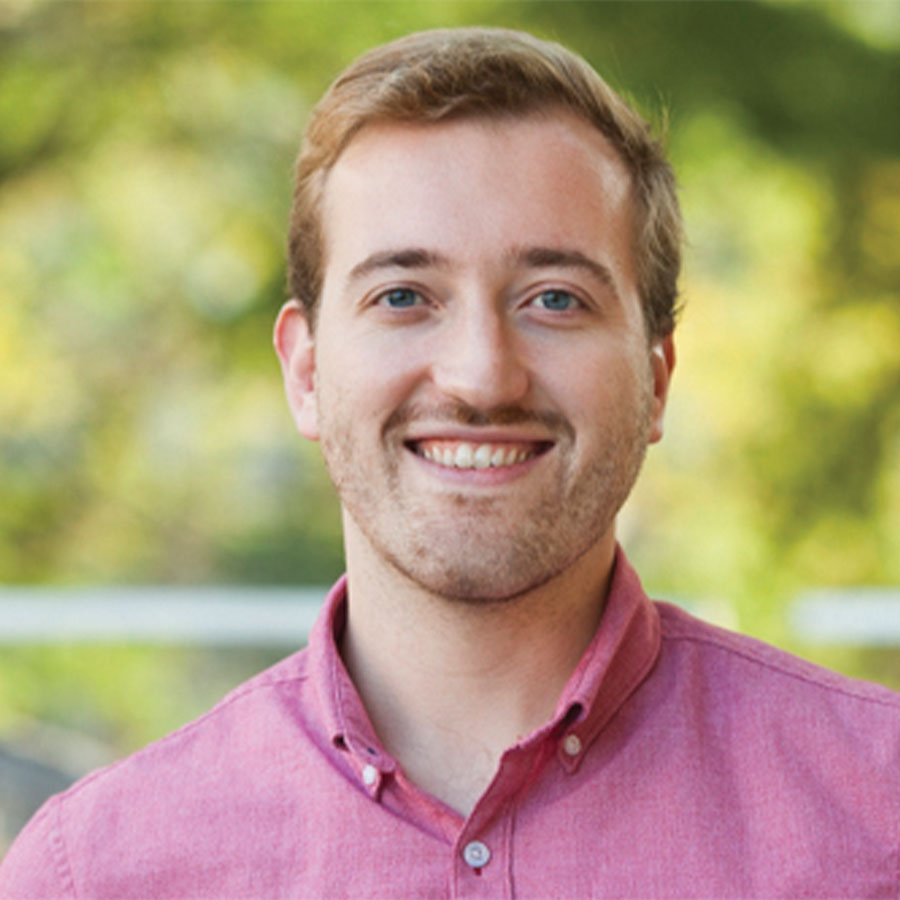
xmin=462 ymin=839 xmax=491 ymax=870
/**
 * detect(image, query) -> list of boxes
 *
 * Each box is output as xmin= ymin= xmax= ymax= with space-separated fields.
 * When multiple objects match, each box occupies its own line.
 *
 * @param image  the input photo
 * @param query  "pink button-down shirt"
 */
xmin=3 ymin=550 xmax=900 ymax=898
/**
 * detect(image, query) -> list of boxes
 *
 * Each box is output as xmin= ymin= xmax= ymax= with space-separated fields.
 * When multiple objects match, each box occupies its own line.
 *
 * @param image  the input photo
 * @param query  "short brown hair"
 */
xmin=287 ymin=27 xmax=682 ymax=339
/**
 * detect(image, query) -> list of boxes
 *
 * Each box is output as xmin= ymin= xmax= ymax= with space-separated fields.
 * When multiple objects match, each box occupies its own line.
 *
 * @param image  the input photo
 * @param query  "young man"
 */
xmin=3 ymin=27 xmax=900 ymax=899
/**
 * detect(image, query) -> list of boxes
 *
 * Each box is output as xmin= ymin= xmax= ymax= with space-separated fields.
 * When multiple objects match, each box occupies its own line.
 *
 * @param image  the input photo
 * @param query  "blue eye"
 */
xmin=532 ymin=290 xmax=579 ymax=311
xmin=379 ymin=288 xmax=421 ymax=309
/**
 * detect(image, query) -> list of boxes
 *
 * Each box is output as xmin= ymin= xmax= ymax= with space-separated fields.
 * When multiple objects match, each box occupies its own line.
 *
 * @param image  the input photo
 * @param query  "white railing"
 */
xmin=789 ymin=588 xmax=900 ymax=644
xmin=1 ymin=585 xmax=899 ymax=645
xmin=0 ymin=586 xmax=327 ymax=644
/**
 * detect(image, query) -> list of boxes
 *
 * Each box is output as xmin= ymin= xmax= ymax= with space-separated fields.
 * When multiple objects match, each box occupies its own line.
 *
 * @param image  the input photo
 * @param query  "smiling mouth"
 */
xmin=407 ymin=439 xmax=553 ymax=470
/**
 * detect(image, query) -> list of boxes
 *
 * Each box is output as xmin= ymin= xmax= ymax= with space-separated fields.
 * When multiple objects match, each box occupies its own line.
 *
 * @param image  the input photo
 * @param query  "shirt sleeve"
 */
xmin=0 ymin=797 xmax=75 ymax=899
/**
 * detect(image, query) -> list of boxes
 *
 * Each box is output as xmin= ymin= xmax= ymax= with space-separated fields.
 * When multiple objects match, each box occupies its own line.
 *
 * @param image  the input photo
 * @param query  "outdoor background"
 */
xmin=1 ymin=0 xmax=899 ymax=851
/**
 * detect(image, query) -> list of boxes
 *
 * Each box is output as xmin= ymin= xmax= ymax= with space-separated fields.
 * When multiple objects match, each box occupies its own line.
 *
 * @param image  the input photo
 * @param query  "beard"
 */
xmin=318 ymin=377 xmax=655 ymax=604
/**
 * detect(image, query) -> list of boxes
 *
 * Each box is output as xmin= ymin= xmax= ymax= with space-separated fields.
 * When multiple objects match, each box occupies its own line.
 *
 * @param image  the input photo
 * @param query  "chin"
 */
xmin=388 ymin=544 xmax=583 ymax=606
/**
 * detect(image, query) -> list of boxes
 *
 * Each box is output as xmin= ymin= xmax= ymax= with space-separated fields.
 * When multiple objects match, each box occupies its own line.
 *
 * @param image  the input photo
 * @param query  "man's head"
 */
xmin=287 ymin=27 xmax=681 ymax=341
xmin=276 ymin=27 xmax=679 ymax=602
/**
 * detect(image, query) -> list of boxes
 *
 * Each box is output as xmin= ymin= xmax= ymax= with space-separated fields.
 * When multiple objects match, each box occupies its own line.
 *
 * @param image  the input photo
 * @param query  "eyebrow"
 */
xmin=509 ymin=245 xmax=617 ymax=292
xmin=347 ymin=248 xmax=449 ymax=285
xmin=345 ymin=244 xmax=617 ymax=295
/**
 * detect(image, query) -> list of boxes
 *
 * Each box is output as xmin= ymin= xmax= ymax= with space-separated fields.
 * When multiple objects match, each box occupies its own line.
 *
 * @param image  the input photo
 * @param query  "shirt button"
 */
xmin=563 ymin=733 xmax=582 ymax=756
xmin=463 ymin=840 xmax=491 ymax=868
xmin=362 ymin=764 xmax=378 ymax=786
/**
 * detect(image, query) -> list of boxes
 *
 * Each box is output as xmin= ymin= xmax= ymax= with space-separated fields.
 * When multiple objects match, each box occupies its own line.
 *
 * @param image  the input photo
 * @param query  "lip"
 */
xmin=402 ymin=425 xmax=555 ymax=444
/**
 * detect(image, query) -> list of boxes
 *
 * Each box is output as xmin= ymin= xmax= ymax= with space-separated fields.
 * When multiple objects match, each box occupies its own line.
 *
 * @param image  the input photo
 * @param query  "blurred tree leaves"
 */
xmin=1 ymin=0 xmax=899 ymax=752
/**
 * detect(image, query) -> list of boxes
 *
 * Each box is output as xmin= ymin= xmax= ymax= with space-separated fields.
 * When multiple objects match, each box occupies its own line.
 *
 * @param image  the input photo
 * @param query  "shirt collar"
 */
xmin=307 ymin=576 xmax=396 ymax=772
xmin=307 ymin=546 xmax=660 ymax=769
xmin=548 ymin=546 xmax=661 ymax=767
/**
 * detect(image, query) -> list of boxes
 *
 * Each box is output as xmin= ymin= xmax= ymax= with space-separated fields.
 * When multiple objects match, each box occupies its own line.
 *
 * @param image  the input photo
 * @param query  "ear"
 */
xmin=274 ymin=300 xmax=319 ymax=440
xmin=648 ymin=334 xmax=675 ymax=444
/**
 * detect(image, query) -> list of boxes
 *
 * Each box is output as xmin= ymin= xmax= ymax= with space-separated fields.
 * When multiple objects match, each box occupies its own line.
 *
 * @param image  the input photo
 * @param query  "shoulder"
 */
xmin=0 ymin=649 xmax=314 ymax=895
xmin=657 ymin=600 xmax=900 ymax=706
xmin=71 ymin=646 xmax=313 ymax=795
xmin=0 ymin=798 xmax=72 ymax=898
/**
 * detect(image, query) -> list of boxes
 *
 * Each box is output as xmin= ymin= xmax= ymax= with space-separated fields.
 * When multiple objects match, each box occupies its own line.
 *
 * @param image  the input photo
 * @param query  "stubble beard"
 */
xmin=319 ymin=383 xmax=654 ymax=605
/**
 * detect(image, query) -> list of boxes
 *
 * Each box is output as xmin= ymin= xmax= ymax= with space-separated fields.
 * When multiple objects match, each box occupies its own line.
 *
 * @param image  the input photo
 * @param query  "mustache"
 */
xmin=384 ymin=401 xmax=574 ymax=440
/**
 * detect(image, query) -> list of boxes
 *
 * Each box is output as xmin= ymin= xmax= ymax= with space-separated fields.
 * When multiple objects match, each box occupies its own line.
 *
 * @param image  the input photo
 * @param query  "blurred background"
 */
xmin=1 ymin=0 xmax=899 ymax=854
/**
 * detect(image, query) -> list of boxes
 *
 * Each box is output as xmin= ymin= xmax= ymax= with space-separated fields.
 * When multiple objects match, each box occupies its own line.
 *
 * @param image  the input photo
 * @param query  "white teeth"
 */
xmin=418 ymin=441 xmax=539 ymax=469
xmin=473 ymin=445 xmax=492 ymax=469
xmin=454 ymin=443 xmax=474 ymax=468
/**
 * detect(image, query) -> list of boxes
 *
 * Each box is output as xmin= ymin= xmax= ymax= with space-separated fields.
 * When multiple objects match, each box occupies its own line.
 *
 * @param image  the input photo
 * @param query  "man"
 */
xmin=3 ymin=26 xmax=900 ymax=899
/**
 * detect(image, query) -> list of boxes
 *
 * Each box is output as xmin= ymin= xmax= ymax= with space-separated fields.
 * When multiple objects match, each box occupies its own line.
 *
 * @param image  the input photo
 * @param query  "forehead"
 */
xmin=319 ymin=110 xmax=637 ymax=291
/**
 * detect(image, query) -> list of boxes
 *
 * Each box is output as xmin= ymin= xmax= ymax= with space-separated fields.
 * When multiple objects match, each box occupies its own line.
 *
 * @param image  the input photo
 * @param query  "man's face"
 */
xmin=276 ymin=110 xmax=673 ymax=601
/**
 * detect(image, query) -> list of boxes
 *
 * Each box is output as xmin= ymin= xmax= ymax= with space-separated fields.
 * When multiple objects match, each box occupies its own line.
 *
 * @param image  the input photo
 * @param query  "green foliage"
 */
xmin=1 ymin=0 xmax=899 ymax=756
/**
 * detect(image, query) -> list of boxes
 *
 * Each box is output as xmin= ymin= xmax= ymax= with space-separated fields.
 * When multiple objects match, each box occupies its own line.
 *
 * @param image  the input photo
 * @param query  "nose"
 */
xmin=430 ymin=300 xmax=530 ymax=410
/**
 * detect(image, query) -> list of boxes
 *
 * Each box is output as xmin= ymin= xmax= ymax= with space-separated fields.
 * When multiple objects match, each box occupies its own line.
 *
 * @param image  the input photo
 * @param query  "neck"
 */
xmin=339 ymin=522 xmax=616 ymax=816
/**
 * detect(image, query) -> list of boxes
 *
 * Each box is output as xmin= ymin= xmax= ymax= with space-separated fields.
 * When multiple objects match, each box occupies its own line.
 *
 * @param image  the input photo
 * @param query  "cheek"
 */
xmin=560 ymin=353 xmax=652 ymax=424
xmin=315 ymin=336 xmax=423 ymax=424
